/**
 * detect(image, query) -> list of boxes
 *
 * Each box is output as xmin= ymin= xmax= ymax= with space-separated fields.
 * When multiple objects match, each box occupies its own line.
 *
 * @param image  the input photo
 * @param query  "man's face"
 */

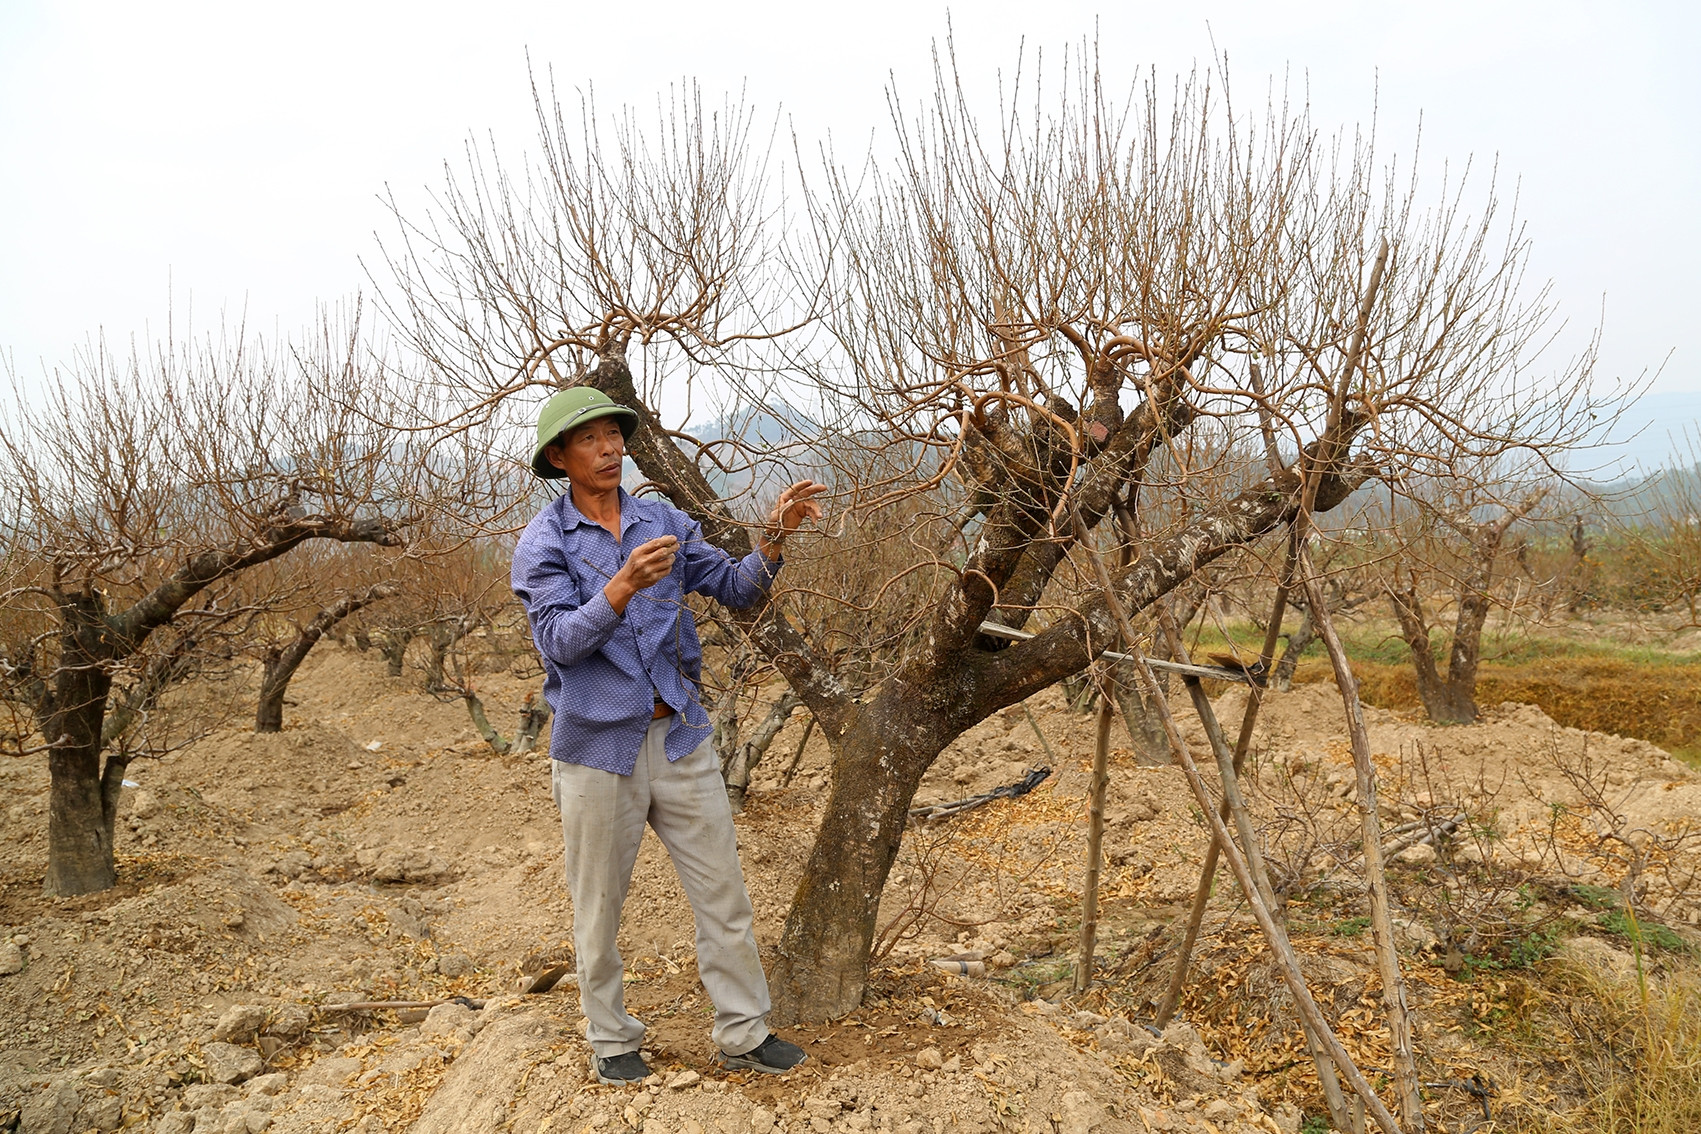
xmin=547 ymin=416 xmax=626 ymax=492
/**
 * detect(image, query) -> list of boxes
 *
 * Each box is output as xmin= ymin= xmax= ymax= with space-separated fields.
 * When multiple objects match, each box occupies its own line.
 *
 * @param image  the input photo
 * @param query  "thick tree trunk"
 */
xmin=513 ymin=696 xmax=551 ymax=754
xmin=43 ymin=597 xmax=121 ymax=897
xmin=1111 ymin=673 xmax=1172 ymax=763
xmin=767 ymin=685 xmax=954 ymax=1024
xmin=45 ymin=672 xmax=119 ymax=897
xmin=1272 ymin=605 xmax=1315 ymax=692
xmin=380 ymin=628 xmax=415 ymax=678
xmin=463 ymin=691 xmax=510 ymax=753
xmin=1387 ymin=579 xmax=1478 ymax=723
xmin=1390 ymin=493 xmax=1542 ymax=726
xmin=424 ymin=618 xmax=474 ymax=691
xmin=462 ymin=689 xmax=551 ymax=755
xmin=1389 ymin=581 xmax=1485 ymax=724
xmin=256 ymin=648 xmax=289 ymax=733
xmin=1442 ymin=550 xmax=1501 ymax=724
xmin=1422 ymin=678 xmax=1477 ymax=724
xmin=712 ymin=647 xmax=758 ymax=779
xmin=46 ymin=754 xmax=117 ymax=895
xmin=37 ymin=518 xmax=402 ymax=895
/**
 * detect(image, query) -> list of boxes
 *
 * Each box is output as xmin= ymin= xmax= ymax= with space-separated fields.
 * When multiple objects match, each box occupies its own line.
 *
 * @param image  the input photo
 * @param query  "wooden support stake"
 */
xmin=778 ymin=714 xmax=817 ymax=788
xmin=1023 ymin=705 xmax=1062 ymax=766
xmin=1074 ymin=679 xmax=1115 ymax=992
xmin=1298 ymin=542 xmax=1426 ymax=1130
xmin=317 ymin=997 xmax=485 ymax=1014
xmin=1068 ymin=506 xmax=1403 ymax=1134
xmin=1154 ymin=605 xmax=1277 ymax=908
xmin=1156 ymin=533 xmax=1298 ymax=1026
xmin=1154 ymin=595 xmax=1353 ymax=1130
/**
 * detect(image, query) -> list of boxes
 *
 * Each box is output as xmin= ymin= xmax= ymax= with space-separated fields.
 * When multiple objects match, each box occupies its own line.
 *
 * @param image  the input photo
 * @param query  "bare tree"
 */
xmin=0 ymin=315 xmax=445 ymax=896
xmin=413 ymin=545 xmax=553 ymax=747
xmin=431 ymin=650 xmax=553 ymax=757
xmin=1385 ymin=484 xmax=1547 ymax=723
xmin=256 ymin=581 xmax=398 ymax=732
xmin=383 ymin=49 xmax=1617 ymax=1035
xmin=340 ymin=541 xmax=512 ymax=687
xmin=721 ymin=685 xmax=802 ymax=812
xmin=1272 ymin=567 xmax=1368 ymax=691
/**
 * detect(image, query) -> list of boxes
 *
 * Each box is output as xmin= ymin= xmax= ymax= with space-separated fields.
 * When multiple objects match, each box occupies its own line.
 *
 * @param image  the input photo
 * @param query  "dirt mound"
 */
xmin=1311 ymin=654 xmax=1701 ymax=760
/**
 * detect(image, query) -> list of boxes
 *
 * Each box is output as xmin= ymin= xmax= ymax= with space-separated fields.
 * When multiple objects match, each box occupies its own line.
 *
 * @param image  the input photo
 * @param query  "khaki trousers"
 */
xmin=550 ymin=718 xmax=771 ymax=1058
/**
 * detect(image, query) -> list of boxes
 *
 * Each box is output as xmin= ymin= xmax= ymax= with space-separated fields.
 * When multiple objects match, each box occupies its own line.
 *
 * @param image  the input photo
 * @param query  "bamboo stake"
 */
xmin=1154 ymin=600 xmax=1354 ymax=1131
xmin=1155 ymin=532 xmax=1298 ymax=1026
xmin=1023 ymin=704 xmax=1062 ymax=766
xmin=1075 ymin=678 xmax=1115 ymax=992
xmin=1068 ymin=507 xmax=1403 ymax=1134
xmin=1288 ymin=232 xmax=1423 ymax=1130
xmin=1297 ymin=542 xmax=1426 ymax=1130
xmin=1153 ymin=604 xmax=1276 ymax=909
xmin=1076 ymin=509 xmax=1137 ymax=993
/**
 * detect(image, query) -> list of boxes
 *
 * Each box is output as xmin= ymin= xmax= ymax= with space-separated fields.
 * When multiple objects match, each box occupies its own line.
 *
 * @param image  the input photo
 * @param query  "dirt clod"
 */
xmin=211 ymin=1005 xmax=270 ymax=1043
xmin=202 ymin=1042 xmax=264 ymax=1085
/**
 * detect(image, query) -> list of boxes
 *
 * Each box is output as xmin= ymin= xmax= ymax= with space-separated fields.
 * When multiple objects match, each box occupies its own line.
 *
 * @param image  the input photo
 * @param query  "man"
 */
xmin=512 ymin=386 xmax=826 ymax=1085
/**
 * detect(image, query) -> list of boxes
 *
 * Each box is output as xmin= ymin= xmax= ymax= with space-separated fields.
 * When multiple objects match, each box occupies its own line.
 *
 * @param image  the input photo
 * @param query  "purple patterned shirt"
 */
xmin=512 ymin=488 xmax=781 ymax=775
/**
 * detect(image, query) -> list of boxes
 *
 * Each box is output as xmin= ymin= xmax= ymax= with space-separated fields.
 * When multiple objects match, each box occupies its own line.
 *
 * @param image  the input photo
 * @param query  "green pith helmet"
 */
xmin=530 ymin=387 xmax=640 ymax=478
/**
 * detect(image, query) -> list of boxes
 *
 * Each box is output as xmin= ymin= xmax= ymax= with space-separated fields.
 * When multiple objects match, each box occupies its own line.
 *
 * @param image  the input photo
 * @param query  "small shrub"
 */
xmin=1597 ymin=911 xmax=1692 ymax=956
xmin=1505 ymin=927 xmax=1563 ymax=971
xmin=1568 ymin=883 xmax=1622 ymax=911
xmin=1326 ymin=916 xmax=1373 ymax=938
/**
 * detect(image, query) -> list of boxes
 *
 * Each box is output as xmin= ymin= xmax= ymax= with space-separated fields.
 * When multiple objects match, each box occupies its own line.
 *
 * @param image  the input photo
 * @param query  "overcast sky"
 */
xmin=3 ymin=1 xmax=1696 ymax=431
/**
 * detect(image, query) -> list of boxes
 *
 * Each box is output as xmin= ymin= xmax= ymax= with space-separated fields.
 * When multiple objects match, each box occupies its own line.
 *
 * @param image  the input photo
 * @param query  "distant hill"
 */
xmin=1580 ymin=391 xmax=1701 ymax=477
xmin=674 ymin=402 xmax=833 ymax=503
xmin=651 ymin=393 xmax=1701 ymax=533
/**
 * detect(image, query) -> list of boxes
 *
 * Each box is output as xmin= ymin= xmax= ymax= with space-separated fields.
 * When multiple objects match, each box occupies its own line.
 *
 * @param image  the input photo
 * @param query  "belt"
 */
xmin=652 ymin=694 xmax=673 ymax=720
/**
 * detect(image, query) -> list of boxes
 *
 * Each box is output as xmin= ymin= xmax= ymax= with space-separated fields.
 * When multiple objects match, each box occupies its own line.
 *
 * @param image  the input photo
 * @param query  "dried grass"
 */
xmin=1524 ymin=957 xmax=1701 ymax=1134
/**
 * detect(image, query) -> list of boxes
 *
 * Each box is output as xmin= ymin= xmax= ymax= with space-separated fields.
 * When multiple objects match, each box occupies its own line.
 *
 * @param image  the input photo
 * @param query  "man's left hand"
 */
xmin=760 ymin=481 xmax=828 ymax=557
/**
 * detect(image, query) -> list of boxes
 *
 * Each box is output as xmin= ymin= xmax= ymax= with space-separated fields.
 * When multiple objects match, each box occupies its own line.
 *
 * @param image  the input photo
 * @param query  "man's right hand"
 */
xmin=604 ymin=535 xmax=678 ymax=615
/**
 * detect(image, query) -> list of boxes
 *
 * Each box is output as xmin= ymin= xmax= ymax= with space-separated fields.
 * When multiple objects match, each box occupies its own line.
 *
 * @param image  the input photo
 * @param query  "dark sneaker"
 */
xmin=717 ymin=1033 xmax=808 ymax=1074
xmin=592 ymin=1051 xmax=654 ymax=1085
